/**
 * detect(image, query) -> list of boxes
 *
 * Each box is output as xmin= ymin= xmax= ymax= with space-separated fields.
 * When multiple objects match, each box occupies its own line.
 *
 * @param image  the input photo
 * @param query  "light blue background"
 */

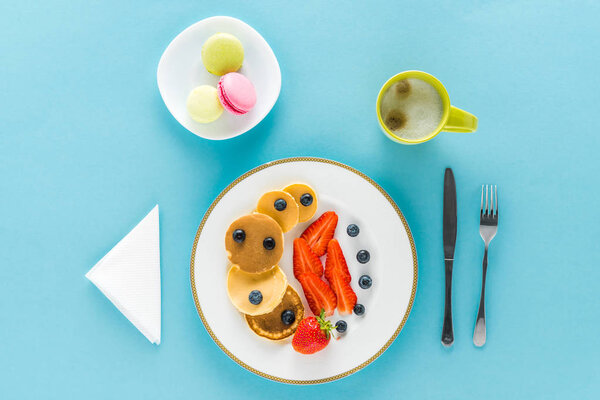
xmin=1 ymin=0 xmax=599 ymax=398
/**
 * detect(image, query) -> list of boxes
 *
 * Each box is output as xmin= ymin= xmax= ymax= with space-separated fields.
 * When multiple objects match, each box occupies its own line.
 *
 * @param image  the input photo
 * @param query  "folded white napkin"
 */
xmin=86 ymin=205 xmax=161 ymax=345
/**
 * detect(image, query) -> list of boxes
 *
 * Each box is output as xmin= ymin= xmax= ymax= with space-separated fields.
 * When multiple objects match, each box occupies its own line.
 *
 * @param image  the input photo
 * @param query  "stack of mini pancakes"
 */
xmin=224 ymin=184 xmax=318 ymax=340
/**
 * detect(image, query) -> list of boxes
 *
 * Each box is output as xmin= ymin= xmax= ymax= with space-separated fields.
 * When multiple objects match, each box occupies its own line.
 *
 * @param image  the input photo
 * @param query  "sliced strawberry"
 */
xmin=293 ymin=238 xmax=323 ymax=279
xmin=300 ymin=211 xmax=338 ymax=257
xmin=325 ymin=240 xmax=357 ymax=315
xmin=325 ymin=239 xmax=351 ymax=283
xmin=297 ymin=272 xmax=337 ymax=316
xmin=325 ymin=269 xmax=357 ymax=315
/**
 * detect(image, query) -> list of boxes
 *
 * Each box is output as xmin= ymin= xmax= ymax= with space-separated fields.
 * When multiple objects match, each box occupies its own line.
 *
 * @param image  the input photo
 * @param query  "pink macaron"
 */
xmin=217 ymin=72 xmax=257 ymax=115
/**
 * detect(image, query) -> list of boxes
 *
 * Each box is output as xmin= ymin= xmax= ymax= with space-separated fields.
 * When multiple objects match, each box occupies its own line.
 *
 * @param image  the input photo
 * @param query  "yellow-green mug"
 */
xmin=376 ymin=70 xmax=478 ymax=144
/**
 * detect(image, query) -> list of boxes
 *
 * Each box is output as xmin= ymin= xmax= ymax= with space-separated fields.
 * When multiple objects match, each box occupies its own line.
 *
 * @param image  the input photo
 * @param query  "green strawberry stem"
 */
xmin=317 ymin=309 xmax=335 ymax=339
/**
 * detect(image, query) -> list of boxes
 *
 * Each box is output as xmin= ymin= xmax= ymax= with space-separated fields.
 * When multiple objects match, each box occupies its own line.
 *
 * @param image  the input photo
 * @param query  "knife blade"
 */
xmin=442 ymin=167 xmax=457 ymax=347
xmin=443 ymin=168 xmax=457 ymax=259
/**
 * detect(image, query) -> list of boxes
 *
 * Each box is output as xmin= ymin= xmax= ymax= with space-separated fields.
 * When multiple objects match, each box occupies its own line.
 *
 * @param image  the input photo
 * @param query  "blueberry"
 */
xmin=347 ymin=224 xmax=360 ymax=237
xmin=335 ymin=320 xmax=347 ymax=333
xmin=359 ymin=275 xmax=372 ymax=289
xmin=300 ymin=193 xmax=313 ymax=206
xmin=263 ymin=237 xmax=276 ymax=250
xmin=357 ymin=250 xmax=370 ymax=264
xmin=274 ymin=198 xmax=287 ymax=211
xmin=248 ymin=290 xmax=263 ymax=305
xmin=281 ymin=309 xmax=296 ymax=325
xmin=232 ymin=229 xmax=245 ymax=243
xmin=354 ymin=303 xmax=365 ymax=316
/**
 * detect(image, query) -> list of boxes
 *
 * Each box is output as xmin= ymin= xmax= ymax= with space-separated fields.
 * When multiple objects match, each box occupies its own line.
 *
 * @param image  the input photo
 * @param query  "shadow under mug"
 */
xmin=376 ymin=71 xmax=478 ymax=144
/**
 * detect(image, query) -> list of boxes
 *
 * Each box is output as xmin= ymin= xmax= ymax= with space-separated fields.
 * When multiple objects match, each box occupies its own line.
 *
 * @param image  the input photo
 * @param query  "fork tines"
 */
xmin=480 ymin=185 xmax=498 ymax=219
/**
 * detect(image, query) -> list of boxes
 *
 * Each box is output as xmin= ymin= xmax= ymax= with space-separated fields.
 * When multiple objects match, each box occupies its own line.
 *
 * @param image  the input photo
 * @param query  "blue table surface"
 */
xmin=2 ymin=0 xmax=599 ymax=398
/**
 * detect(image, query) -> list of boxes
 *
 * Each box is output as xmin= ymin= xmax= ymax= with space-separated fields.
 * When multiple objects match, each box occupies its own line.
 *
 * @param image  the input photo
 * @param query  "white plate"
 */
xmin=190 ymin=158 xmax=417 ymax=384
xmin=157 ymin=16 xmax=281 ymax=140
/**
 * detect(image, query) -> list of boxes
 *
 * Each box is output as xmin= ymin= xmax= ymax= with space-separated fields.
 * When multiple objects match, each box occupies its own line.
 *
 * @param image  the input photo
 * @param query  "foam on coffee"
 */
xmin=380 ymin=78 xmax=444 ymax=140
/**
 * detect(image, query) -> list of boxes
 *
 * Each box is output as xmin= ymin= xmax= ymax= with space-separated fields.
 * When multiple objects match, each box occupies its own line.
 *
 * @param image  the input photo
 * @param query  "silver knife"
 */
xmin=442 ymin=168 xmax=457 ymax=347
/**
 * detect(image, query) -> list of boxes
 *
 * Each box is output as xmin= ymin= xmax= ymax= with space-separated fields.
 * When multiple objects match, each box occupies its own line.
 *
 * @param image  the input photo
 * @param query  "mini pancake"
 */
xmin=225 ymin=213 xmax=284 ymax=273
xmin=227 ymin=265 xmax=287 ymax=316
xmin=245 ymin=285 xmax=305 ymax=340
xmin=256 ymin=190 xmax=299 ymax=232
xmin=283 ymin=183 xmax=318 ymax=222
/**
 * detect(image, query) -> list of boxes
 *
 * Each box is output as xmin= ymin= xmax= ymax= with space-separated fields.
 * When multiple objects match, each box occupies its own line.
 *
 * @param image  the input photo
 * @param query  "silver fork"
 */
xmin=473 ymin=185 xmax=498 ymax=347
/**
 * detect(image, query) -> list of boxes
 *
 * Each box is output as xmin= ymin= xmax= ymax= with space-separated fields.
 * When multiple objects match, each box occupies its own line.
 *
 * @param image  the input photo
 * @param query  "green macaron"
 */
xmin=201 ymin=33 xmax=244 ymax=76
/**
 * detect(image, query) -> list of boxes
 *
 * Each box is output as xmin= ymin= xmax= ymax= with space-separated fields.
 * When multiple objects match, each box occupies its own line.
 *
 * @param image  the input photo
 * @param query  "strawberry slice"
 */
xmin=325 ymin=239 xmax=351 ymax=283
xmin=300 ymin=211 xmax=338 ymax=257
xmin=297 ymin=272 xmax=337 ymax=316
xmin=293 ymin=238 xmax=323 ymax=278
xmin=325 ymin=270 xmax=357 ymax=315
xmin=325 ymin=239 xmax=357 ymax=315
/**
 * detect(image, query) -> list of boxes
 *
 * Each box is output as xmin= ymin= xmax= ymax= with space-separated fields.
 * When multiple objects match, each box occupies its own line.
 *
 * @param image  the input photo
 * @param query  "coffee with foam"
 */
xmin=380 ymin=78 xmax=444 ymax=140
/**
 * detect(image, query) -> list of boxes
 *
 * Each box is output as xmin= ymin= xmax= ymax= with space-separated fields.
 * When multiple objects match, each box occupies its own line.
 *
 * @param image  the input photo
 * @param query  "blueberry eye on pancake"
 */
xmin=263 ymin=237 xmax=276 ymax=250
xmin=281 ymin=309 xmax=295 ymax=325
xmin=225 ymin=213 xmax=284 ymax=273
xmin=300 ymin=193 xmax=313 ymax=206
xmin=248 ymin=290 xmax=263 ymax=305
xmin=232 ymin=229 xmax=245 ymax=243
xmin=274 ymin=198 xmax=287 ymax=211
xmin=283 ymin=184 xmax=318 ymax=223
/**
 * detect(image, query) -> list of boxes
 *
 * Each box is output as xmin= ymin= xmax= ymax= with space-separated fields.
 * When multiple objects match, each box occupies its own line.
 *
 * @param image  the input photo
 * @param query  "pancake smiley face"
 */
xmin=222 ymin=182 xmax=325 ymax=342
xmin=225 ymin=213 xmax=284 ymax=273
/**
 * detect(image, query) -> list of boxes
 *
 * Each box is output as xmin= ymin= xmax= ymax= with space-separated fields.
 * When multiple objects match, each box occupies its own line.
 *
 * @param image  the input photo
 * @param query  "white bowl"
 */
xmin=157 ymin=16 xmax=281 ymax=140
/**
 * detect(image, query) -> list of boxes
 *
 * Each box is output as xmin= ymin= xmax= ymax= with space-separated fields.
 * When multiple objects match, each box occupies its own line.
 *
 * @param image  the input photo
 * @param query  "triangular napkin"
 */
xmin=86 ymin=205 xmax=161 ymax=344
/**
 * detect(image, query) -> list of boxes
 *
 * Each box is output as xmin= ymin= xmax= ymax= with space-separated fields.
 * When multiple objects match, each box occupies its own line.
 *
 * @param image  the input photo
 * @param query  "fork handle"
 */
xmin=473 ymin=247 xmax=488 ymax=347
xmin=441 ymin=259 xmax=454 ymax=347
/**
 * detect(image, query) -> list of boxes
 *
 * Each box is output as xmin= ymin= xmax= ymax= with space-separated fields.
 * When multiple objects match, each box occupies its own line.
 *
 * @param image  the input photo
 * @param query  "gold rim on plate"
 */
xmin=190 ymin=157 xmax=418 ymax=384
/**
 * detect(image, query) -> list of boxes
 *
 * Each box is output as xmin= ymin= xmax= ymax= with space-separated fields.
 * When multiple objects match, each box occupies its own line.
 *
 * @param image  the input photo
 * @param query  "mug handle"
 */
xmin=443 ymin=106 xmax=478 ymax=133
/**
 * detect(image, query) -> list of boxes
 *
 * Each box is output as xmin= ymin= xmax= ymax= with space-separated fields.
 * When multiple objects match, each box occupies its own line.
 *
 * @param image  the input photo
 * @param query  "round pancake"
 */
xmin=256 ymin=190 xmax=299 ymax=232
xmin=225 ymin=213 xmax=284 ymax=273
xmin=226 ymin=265 xmax=288 ymax=316
xmin=245 ymin=285 xmax=305 ymax=340
xmin=283 ymin=183 xmax=318 ymax=222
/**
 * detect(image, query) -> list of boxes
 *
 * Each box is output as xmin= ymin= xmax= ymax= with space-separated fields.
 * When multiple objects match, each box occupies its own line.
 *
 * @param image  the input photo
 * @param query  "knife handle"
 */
xmin=442 ymin=259 xmax=454 ymax=347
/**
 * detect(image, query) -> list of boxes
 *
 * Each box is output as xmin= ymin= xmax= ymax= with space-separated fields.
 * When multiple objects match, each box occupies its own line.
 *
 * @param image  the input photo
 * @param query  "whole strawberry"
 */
xmin=292 ymin=309 xmax=335 ymax=354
